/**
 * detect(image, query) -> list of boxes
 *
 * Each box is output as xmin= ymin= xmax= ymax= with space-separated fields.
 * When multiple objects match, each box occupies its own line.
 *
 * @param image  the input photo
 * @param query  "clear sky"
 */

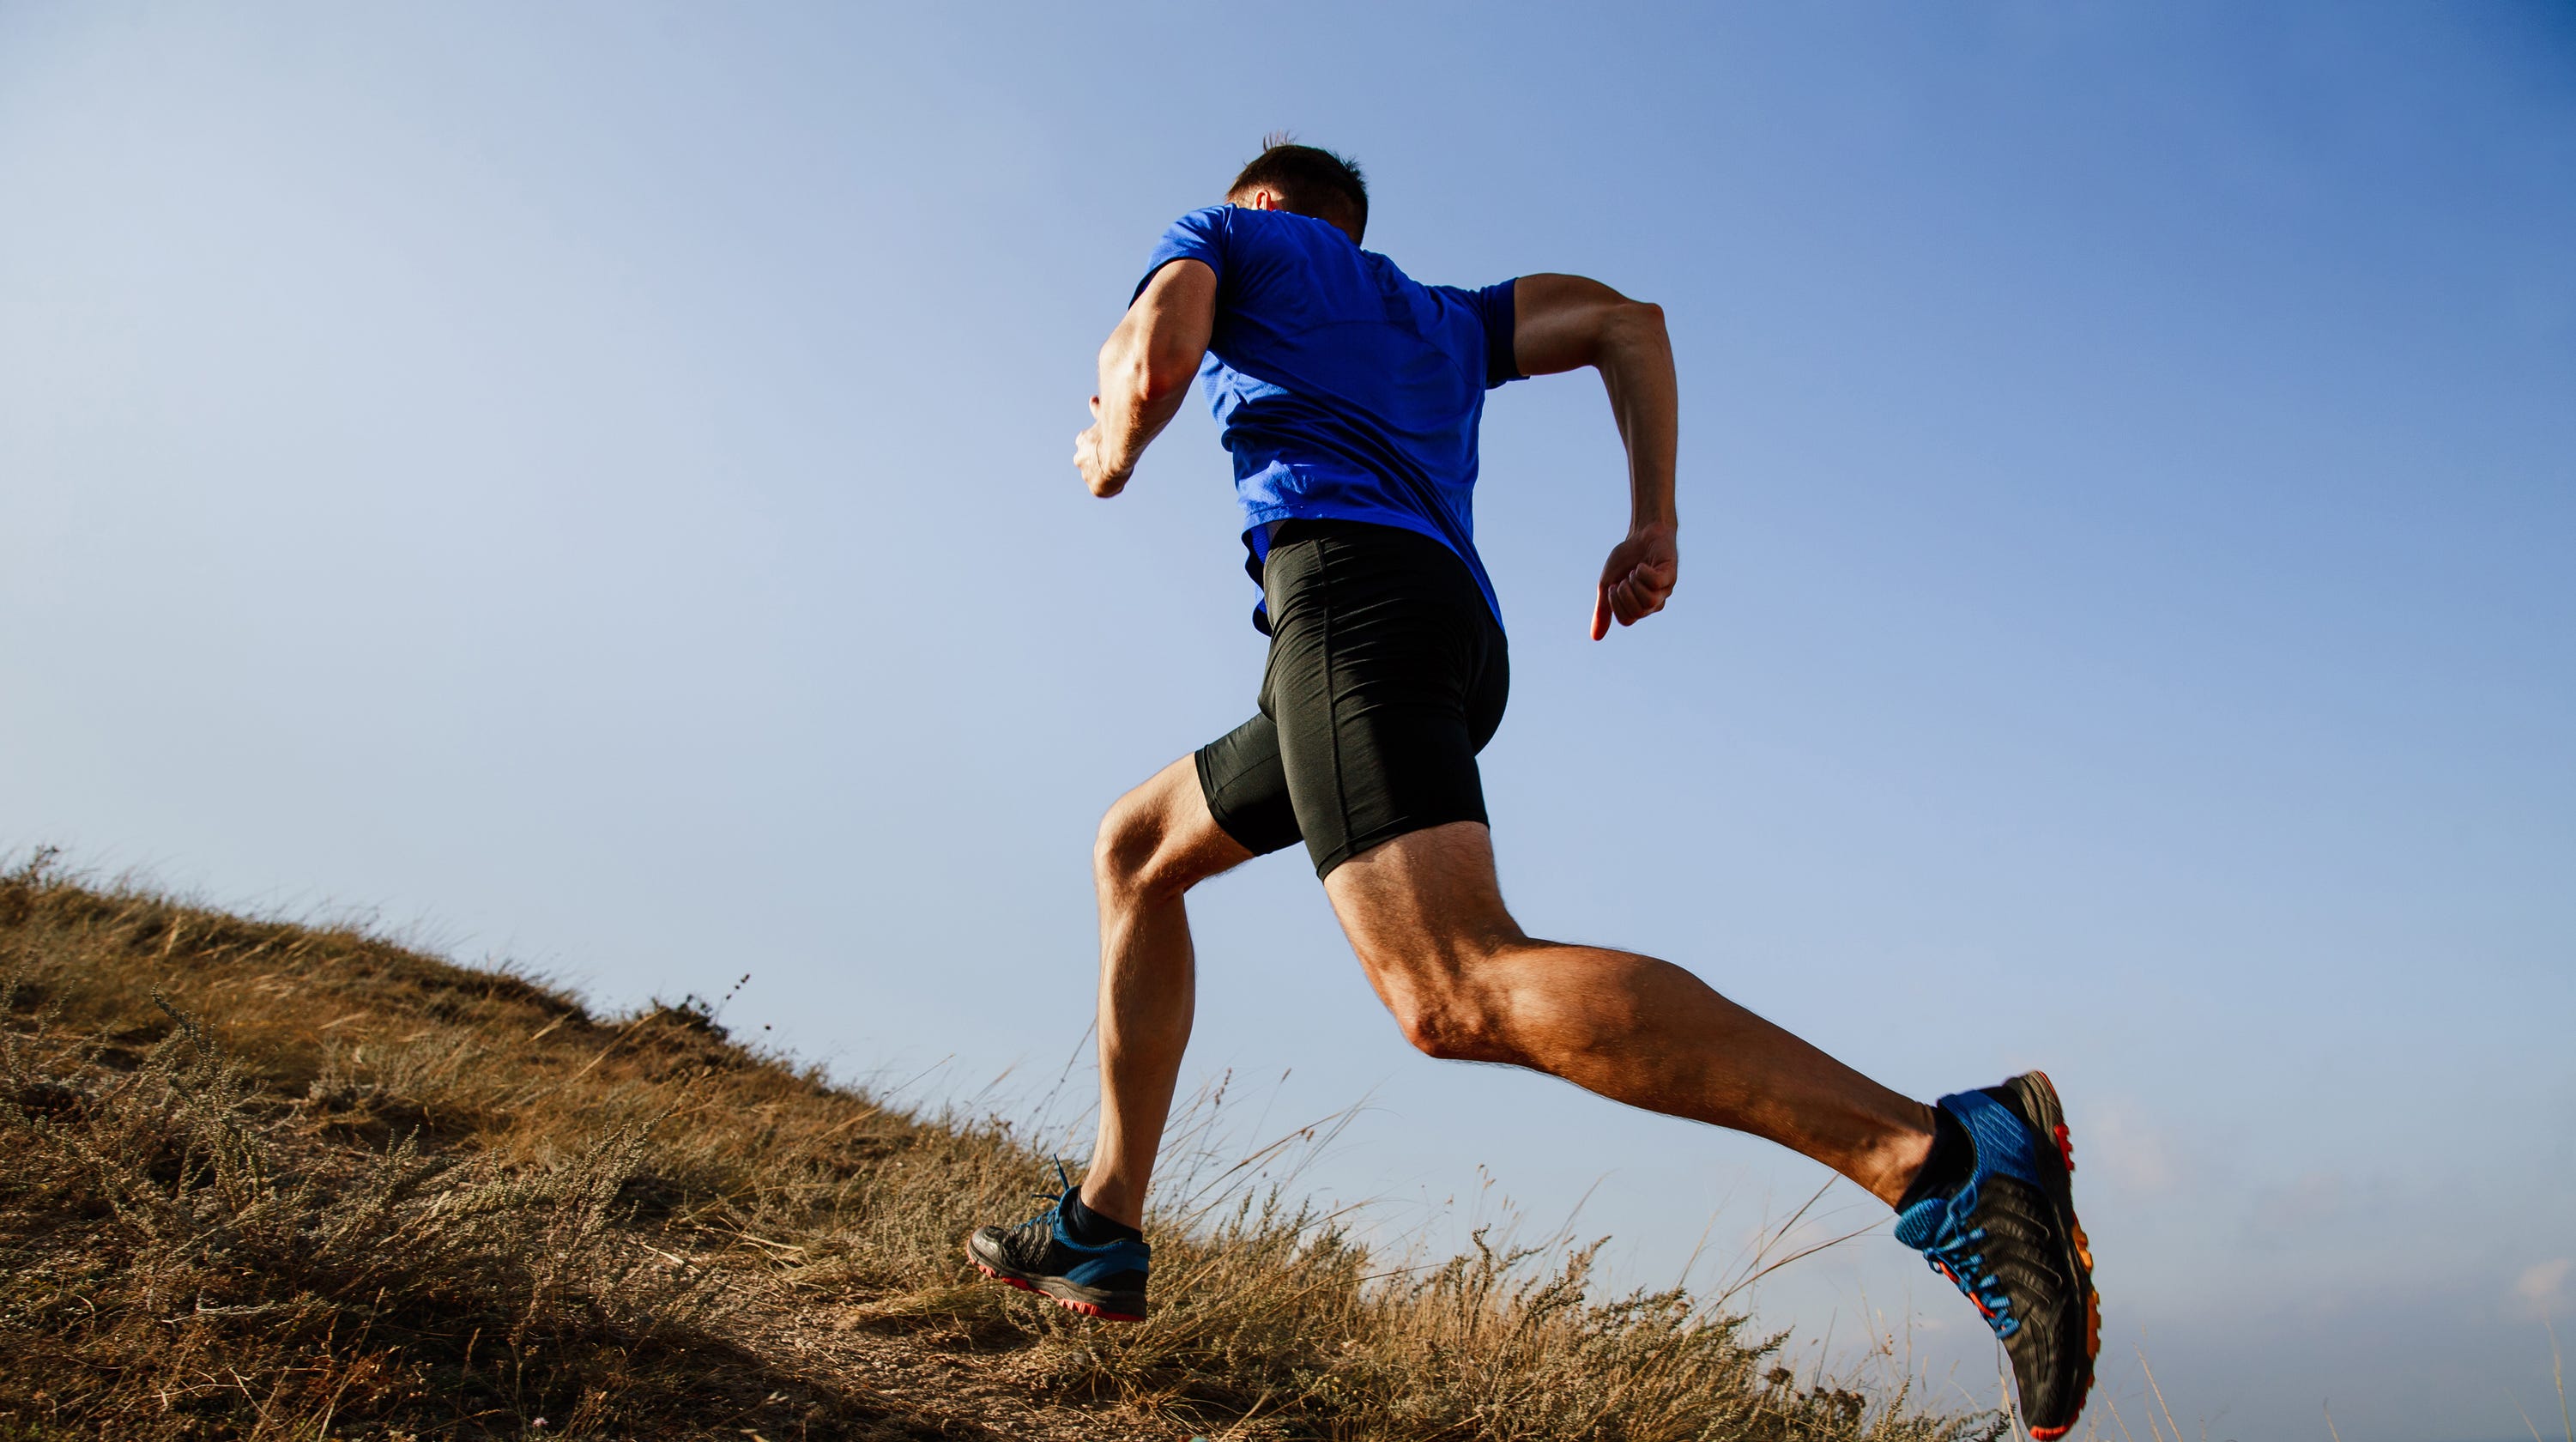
xmin=3 ymin=4 xmax=2571 ymax=1439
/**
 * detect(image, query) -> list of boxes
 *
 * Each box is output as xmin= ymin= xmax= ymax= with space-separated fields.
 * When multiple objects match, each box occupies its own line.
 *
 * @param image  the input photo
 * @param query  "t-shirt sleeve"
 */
xmin=1470 ymin=278 xmax=1523 ymax=388
xmin=1134 ymin=206 xmax=1229 ymax=302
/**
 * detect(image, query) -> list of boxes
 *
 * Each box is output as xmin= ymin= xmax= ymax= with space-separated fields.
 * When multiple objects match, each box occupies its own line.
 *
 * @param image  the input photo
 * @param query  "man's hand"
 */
xmin=1074 ymin=397 xmax=1130 ymax=498
xmin=1590 ymin=523 xmax=1678 ymax=640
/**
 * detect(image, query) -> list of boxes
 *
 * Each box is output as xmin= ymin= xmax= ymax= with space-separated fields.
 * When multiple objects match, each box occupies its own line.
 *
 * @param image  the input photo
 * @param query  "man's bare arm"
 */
xmin=1511 ymin=273 xmax=1679 ymax=639
xmin=1075 ymin=259 xmax=1218 ymax=498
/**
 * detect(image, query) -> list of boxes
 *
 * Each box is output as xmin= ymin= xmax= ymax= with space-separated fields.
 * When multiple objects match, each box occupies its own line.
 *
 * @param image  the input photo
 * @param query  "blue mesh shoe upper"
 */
xmin=1896 ymin=1089 xmax=2042 ymax=1337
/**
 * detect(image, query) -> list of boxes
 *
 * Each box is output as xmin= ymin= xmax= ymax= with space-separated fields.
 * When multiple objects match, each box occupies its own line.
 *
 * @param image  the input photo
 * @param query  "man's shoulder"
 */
xmin=1156 ymin=203 xmax=1235 ymax=249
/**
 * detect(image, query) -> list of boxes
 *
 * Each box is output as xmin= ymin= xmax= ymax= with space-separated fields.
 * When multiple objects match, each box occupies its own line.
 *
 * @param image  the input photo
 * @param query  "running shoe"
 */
xmin=1896 ymin=1071 xmax=2100 ymax=1439
xmin=965 ymin=1165 xmax=1152 ymax=1322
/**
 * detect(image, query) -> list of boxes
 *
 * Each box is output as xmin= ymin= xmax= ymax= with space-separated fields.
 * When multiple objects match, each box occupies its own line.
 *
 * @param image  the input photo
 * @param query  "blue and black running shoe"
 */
xmin=965 ymin=1166 xmax=1151 ymax=1323
xmin=1896 ymin=1071 xmax=2100 ymax=1439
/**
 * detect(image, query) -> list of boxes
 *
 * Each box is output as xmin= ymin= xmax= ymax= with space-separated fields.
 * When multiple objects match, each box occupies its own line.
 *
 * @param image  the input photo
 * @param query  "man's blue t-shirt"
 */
xmin=1135 ymin=205 xmax=1521 ymax=632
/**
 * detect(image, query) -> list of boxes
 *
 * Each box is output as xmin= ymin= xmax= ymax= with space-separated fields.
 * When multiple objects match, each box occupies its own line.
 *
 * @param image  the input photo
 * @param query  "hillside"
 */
xmin=0 ymin=851 xmax=1989 ymax=1441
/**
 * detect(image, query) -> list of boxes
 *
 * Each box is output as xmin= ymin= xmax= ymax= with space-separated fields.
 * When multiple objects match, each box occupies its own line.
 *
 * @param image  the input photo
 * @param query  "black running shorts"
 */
xmin=1194 ymin=519 xmax=1510 ymax=878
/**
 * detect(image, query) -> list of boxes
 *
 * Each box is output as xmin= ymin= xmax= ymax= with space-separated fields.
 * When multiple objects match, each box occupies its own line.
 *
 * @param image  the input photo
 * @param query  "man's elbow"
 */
xmin=1142 ymin=353 xmax=1200 ymax=401
xmin=1103 ymin=345 xmax=1198 ymax=405
xmin=1604 ymin=300 xmax=1666 ymax=348
xmin=1562 ymin=299 xmax=1666 ymax=371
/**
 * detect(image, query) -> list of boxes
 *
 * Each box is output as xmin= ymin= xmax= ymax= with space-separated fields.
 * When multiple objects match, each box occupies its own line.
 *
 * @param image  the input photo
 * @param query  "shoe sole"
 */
xmin=965 ymin=1244 xmax=1147 ymax=1324
xmin=2005 ymin=1070 xmax=2100 ymax=1440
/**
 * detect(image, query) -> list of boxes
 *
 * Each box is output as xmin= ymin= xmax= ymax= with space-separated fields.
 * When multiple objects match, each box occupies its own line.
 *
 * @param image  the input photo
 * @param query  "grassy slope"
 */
xmin=0 ymin=854 xmax=1991 ymax=1442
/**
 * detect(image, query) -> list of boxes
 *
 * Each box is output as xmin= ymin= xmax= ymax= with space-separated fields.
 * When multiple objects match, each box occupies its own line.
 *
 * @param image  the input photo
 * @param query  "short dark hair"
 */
xmin=1228 ymin=137 xmax=1368 ymax=243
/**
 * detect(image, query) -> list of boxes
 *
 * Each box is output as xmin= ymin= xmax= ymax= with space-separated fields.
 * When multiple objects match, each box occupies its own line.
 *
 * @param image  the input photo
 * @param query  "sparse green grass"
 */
xmin=0 ymin=849 xmax=1994 ymax=1441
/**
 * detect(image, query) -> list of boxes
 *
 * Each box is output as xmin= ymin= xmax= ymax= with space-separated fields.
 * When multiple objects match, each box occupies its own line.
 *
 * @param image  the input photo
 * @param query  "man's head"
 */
xmin=1227 ymin=140 xmax=1368 ymax=245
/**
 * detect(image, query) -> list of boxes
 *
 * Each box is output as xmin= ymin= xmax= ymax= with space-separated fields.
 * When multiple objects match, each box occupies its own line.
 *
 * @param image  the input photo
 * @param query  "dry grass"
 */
xmin=0 ymin=849 xmax=1996 ymax=1441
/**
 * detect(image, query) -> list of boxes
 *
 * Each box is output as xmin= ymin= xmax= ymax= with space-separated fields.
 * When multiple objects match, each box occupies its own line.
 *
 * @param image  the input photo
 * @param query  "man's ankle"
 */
xmin=1894 ymin=1105 xmax=1972 ymax=1212
xmin=1067 ymin=1184 xmax=1145 ymax=1245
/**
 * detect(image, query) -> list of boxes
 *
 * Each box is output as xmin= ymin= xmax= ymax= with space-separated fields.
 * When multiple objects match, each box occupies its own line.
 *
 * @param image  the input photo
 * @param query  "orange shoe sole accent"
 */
xmin=1055 ymin=1295 xmax=1145 ymax=1323
xmin=2024 ymin=1071 xmax=2102 ymax=1441
xmin=973 ymin=1261 xmax=1146 ymax=1324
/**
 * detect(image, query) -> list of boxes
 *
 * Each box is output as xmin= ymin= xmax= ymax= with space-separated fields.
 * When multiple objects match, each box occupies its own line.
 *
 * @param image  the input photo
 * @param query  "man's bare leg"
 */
xmin=1078 ymin=755 xmax=1253 ymax=1228
xmin=1322 ymin=821 xmax=1936 ymax=1205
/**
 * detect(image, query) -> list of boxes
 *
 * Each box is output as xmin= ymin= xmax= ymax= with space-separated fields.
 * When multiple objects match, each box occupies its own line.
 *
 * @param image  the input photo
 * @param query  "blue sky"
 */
xmin=3 ymin=4 xmax=2571 ymax=1439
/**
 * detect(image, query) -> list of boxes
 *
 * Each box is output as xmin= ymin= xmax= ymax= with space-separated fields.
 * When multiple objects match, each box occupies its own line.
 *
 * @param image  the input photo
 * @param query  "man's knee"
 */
xmin=1093 ymin=794 xmax=1162 ymax=898
xmin=1364 ymin=946 xmax=1515 ymax=1063
xmin=1093 ymin=776 xmax=1207 ymax=905
xmin=1388 ymin=983 xmax=1513 ymax=1063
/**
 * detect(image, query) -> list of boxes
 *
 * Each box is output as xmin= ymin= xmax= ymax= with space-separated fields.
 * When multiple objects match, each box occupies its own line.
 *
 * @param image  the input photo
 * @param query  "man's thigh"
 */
xmin=1194 ymin=714 xmax=1304 ymax=860
xmin=1320 ymin=821 xmax=1520 ymax=1003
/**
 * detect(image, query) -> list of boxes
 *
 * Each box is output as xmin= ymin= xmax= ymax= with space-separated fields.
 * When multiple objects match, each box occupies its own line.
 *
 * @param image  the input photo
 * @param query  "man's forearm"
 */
xmin=1093 ymin=336 xmax=1193 ymax=478
xmin=1596 ymin=305 xmax=1678 ymax=535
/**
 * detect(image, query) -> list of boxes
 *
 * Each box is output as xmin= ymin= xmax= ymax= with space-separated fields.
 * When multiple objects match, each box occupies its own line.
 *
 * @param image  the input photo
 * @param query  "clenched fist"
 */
xmin=1591 ymin=524 xmax=1678 ymax=639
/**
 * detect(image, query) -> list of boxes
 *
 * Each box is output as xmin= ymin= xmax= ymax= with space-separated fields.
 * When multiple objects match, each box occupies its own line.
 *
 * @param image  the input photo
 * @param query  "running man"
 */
xmin=968 ymin=142 xmax=2100 ymax=1437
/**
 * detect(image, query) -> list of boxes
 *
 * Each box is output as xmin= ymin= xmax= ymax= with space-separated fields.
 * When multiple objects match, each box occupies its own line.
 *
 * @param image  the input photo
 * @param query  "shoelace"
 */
xmin=1001 ymin=1160 xmax=1079 ymax=1248
xmin=1920 ymin=1221 xmax=2021 ymax=1340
